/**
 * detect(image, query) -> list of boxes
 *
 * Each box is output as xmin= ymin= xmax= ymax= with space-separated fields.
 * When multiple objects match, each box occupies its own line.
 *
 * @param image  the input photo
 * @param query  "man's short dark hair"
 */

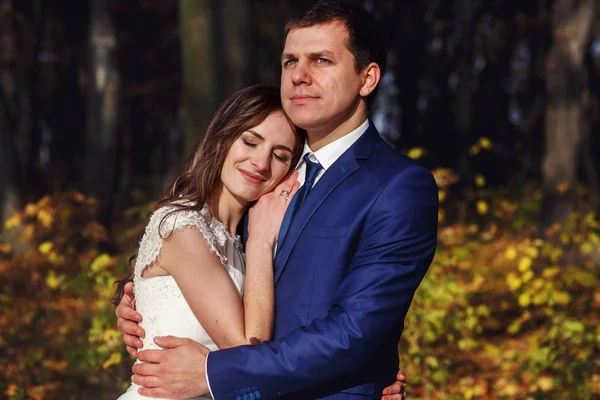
xmin=284 ymin=0 xmax=387 ymax=81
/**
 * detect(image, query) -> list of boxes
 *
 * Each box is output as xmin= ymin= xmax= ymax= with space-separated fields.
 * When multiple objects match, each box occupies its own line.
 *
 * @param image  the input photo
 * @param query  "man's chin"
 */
xmin=287 ymin=113 xmax=325 ymax=131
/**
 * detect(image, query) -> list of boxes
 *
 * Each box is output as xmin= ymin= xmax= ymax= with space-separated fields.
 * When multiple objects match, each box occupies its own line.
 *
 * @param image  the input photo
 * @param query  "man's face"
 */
xmin=281 ymin=22 xmax=364 ymax=132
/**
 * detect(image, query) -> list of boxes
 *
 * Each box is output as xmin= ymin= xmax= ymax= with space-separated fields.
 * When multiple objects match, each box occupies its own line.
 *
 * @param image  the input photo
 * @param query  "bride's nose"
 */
xmin=251 ymin=151 xmax=270 ymax=172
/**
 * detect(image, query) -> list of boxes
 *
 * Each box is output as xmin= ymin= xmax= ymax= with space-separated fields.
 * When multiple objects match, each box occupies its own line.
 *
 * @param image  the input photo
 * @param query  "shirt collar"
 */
xmin=297 ymin=119 xmax=370 ymax=170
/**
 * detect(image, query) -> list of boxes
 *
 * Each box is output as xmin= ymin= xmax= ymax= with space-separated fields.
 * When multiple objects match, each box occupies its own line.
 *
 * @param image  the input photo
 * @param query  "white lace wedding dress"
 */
xmin=118 ymin=203 xmax=245 ymax=400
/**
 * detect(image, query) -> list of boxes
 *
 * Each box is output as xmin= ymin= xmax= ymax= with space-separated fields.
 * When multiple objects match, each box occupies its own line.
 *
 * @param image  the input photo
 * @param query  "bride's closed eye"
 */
xmin=273 ymin=151 xmax=290 ymax=163
xmin=242 ymin=139 xmax=258 ymax=147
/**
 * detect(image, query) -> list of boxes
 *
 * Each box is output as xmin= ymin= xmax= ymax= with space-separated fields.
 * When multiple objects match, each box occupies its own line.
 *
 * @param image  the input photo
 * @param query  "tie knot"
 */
xmin=303 ymin=153 xmax=322 ymax=187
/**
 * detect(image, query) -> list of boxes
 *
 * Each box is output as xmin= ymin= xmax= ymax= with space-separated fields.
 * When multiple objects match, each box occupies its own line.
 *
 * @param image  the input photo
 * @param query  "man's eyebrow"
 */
xmin=282 ymin=51 xmax=336 ymax=60
xmin=281 ymin=52 xmax=295 ymax=60
xmin=308 ymin=50 xmax=335 ymax=58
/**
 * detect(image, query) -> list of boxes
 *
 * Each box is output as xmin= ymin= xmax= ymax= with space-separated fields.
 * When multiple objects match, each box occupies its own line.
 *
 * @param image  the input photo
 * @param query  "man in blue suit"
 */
xmin=117 ymin=1 xmax=437 ymax=398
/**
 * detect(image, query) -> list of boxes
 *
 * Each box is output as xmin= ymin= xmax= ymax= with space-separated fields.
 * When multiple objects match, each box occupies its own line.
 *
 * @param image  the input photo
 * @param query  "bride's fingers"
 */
xmin=289 ymin=180 xmax=301 ymax=198
xmin=275 ymin=169 xmax=299 ymax=192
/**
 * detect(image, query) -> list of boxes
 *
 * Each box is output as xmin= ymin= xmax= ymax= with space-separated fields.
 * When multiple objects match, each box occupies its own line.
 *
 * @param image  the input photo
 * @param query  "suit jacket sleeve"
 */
xmin=206 ymin=165 xmax=438 ymax=399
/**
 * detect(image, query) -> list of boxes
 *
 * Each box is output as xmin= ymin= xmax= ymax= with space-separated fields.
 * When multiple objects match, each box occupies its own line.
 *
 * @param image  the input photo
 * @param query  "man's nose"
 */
xmin=291 ymin=61 xmax=312 ymax=85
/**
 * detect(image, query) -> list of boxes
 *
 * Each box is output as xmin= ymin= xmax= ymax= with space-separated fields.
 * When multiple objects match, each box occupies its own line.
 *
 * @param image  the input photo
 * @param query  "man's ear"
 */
xmin=359 ymin=62 xmax=381 ymax=98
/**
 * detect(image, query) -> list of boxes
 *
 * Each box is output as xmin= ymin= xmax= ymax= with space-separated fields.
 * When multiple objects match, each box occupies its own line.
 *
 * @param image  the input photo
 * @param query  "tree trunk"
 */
xmin=541 ymin=0 xmax=595 ymax=229
xmin=0 ymin=0 xmax=20 ymax=222
xmin=84 ymin=0 xmax=120 ymax=223
xmin=455 ymin=0 xmax=474 ymax=179
xmin=179 ymin=0 xmax=215 ymax=156
xmin=393 ymin=0 xmax=426 ymax=149
xmin=213 ymin=0 xmax=252 ymax=102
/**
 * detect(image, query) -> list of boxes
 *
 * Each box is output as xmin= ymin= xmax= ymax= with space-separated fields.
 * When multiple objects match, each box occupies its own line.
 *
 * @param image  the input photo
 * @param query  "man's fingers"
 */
xmin=124 ymin=281 xmax=135 ymax=297
xmin=120 ymin=319 xmax=144 ymax=338
xmin=132 ymin=361 xmax=162 ymax=377
xmin=382 ymin=395 xmax=401 ymax=400
xmin=137 ymin=349 xmax=164 ymax=363
xmin=154 ymin=335 xmax=189 ymax=348
xmin=126 ymin=346 xmax=138 ymax=358
xmin=116 ymin=304 xmax=143 ymax=322
xmin=137 ymin=387 xmax=173 ymax=399
xmin=385 ymin=382 xmax=402 ymax=395
xmin=131 ymin=374 xmax=161 ymax=388
xmin=123 ymin=333 xmax=143 ymax=349
xmin=397 ymin=369 xmax=406 ymax=382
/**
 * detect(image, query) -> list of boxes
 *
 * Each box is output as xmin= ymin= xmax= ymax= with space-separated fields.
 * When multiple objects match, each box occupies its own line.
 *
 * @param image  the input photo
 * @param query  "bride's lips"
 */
xmin=239 ymin=169 xmax=267 ymax=184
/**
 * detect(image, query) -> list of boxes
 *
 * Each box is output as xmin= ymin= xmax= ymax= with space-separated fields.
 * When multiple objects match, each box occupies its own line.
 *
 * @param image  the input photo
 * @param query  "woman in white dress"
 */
xmin=113 ymin=84 xmax=303 ymax=400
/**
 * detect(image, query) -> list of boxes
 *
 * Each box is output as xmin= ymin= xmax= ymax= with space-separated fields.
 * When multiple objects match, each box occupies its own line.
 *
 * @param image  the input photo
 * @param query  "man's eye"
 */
xmin=284 ymin=59 xmax=297 ymax=67
xmin=316 ymin=58 xmax=330 ymax=64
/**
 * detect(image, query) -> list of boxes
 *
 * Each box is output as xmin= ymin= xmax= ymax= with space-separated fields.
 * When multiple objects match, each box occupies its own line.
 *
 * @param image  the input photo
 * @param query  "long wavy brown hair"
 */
xmin=112 ymin=84 xmax=304 ymax=305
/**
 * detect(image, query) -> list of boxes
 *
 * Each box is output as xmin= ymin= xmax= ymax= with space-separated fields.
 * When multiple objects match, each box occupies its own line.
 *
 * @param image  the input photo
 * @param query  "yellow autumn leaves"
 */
xmin=1 ymin=192 xmax=130 ymax=397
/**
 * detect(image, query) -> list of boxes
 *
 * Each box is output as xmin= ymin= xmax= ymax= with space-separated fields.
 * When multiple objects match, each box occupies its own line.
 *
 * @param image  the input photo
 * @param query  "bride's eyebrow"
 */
xmin=247 ymin=130 xmax=293 ymax=153
xmin=247 ymin=130 xmax=264 ymax=140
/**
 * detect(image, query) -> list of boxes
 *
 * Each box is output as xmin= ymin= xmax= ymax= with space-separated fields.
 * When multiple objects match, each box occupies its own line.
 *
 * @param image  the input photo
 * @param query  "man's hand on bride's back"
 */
xmin=248 ymin=169 xmax=299 ymax=247
xmin=115 ymin=281 xmax=145 ymax=357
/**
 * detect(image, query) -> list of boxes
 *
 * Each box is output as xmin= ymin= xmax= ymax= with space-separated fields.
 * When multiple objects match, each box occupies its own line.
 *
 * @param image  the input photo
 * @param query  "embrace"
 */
xmin=114 ymin=1 xmax=438 ymax=399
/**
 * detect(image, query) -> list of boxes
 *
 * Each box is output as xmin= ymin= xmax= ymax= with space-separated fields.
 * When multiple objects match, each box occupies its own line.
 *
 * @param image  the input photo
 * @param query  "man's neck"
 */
xmin=306 ymin=105 xmax=368 ymax=152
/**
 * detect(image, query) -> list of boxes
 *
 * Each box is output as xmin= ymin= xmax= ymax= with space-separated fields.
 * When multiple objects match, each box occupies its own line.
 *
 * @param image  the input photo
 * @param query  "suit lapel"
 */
xmin=274 ymin=123 xmax=379 ymax=284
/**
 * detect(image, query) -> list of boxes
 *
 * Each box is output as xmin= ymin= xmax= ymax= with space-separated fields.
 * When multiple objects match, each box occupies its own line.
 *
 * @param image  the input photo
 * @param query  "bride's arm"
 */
xmin=242 ymin=170 xmax=300 ymax=344
xmin=159 ymin=171 xmax=300 ymax=350
xmin=158 ymin=227 xmax=272 ymax=349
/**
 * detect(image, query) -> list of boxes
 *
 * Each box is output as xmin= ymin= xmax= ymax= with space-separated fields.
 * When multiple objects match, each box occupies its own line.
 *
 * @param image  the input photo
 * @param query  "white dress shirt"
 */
xmin=296 ymin=118 xmax=370 ymax=188
xmin=205 ymin=119 xmax=370 ymax=398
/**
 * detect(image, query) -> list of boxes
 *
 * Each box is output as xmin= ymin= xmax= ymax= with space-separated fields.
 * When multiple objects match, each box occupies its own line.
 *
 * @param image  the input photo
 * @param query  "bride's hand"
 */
xmin=248 ymin=170 xmax=300 ymax=248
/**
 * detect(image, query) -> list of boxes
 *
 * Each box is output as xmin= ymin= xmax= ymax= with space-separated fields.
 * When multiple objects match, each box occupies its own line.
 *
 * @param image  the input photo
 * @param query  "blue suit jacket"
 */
xmin=207 ymin=124 xmax=438 ymax=399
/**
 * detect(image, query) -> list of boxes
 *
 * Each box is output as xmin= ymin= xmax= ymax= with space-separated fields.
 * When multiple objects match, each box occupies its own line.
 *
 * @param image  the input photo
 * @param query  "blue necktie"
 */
xmin=277 ymin=153 xmax=323 ymax=248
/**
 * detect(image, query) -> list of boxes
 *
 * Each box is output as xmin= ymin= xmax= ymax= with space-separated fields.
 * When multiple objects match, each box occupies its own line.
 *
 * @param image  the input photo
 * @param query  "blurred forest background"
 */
xmin=1 ymin=0 xmax=600 ymax=398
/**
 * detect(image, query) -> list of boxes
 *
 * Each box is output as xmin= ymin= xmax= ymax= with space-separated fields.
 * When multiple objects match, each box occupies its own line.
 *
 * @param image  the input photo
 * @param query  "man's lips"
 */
xmin=290 ymin=94 xmax=318 ymax=105
xmin=239 ymin=169 xmax=267 ymax=184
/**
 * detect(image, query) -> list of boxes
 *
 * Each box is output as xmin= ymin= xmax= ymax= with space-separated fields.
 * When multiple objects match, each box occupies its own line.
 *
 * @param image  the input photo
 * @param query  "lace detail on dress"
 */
xmin=120 ymin=202 xmax=245 ymax=400
xmin=133 ymin=203 xmax=242 ymax=278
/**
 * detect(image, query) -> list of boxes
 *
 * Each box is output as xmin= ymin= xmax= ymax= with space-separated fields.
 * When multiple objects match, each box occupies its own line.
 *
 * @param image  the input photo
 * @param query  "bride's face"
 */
xmin=221 ymin=111 xmax=297 ymax=203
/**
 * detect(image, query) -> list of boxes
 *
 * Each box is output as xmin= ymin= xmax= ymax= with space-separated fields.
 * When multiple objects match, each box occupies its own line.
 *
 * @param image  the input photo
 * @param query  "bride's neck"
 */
xmin=208 ymin=189 xmax=248 ymax=236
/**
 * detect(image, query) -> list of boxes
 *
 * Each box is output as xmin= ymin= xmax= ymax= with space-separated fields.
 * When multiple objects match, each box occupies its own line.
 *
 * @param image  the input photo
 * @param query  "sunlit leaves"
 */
xmin=102 ymin=352 xmax=122 ymax=369
xmin=4 ymin=214 xmax=21 ymax=229
xmin=0 ymin=192 xmax=130 ymax=397
xmin=431 ymin=167 xmax=459 ymax=188
xmin=474 ymin=174 xmax=486 ymax=188
xmin=476 ymin=200 xmax=488 ymax=215
xmin=406 ymin=147 xmax=426 ymax=160
xmin=90 ymin=253 xmax=115 ymax=273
